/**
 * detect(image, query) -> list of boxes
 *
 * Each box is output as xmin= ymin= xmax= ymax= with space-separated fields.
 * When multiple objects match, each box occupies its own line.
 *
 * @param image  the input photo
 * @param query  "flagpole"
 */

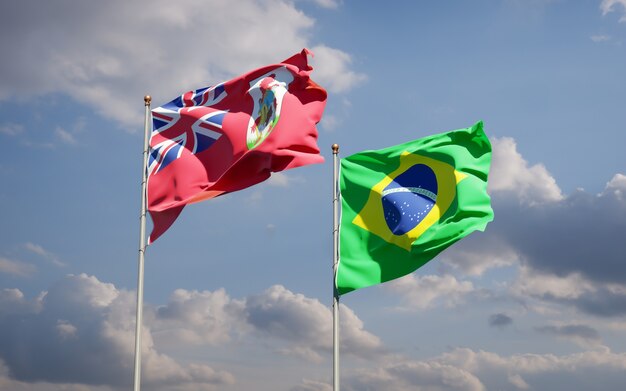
xmin=133 ymin=95 xmax=151 ymax=391
xmin=332 ymin=143 xmax=340 ymax=391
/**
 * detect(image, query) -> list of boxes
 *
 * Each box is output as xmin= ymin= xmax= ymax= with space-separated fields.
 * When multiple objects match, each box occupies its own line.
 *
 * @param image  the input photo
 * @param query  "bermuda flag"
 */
xmin=147 ymin=49 xmax=327 ymax=243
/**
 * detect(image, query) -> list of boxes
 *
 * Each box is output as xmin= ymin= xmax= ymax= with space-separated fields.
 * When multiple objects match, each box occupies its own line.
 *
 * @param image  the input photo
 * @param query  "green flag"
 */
xmin=337 ymin=121 xmax=494 ymax=295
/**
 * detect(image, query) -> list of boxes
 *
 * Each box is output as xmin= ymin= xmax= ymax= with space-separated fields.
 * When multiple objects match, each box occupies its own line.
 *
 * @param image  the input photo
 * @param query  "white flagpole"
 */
xmin=133 ymin=95 xmax=151 ymax=391
xmin=332 ymin=144 xmax=340 ymax=391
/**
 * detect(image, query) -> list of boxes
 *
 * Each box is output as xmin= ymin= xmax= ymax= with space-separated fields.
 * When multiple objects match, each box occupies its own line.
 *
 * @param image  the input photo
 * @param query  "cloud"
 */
xmin=591 ymin=34 xmax=611 ymax=42
xmin=426 ymin=138 xmax=626 ymax=319
xmin=335 ymin=347 xmax=626 ymax=390
xmin=0 ymin=359 xmax=115 ymax=391
xmin=290 ymin=378 xmax=333 ymax=391
xmin=436 ymin=132 xmax=626 ymax=316
xmin=556 ymin=286 xmax=626 ymax=318
xmin=511 ymin=266 xmax=595 ymax=301
xmin=496 ymin=175 xmax=626 ymax=289
xmin=436 ymin=347 xmax=626 ymax=391
xmin=0 ymin=123 xmax=24 ymax=136
xmin=319 ymin=113 xmax=340 ymax=131
xmin=605 ymin=173 xmax=626 ymax=200
xmin=309 ymin=45 xmax=367 ymax=93
xmin=153 ymin=288 xmax=247 ymax=346
xmin=0 ymin=0 xmax=361 ymax=129
xmin=509 ymin=266 xmax=626 ymax=318
xmin=0 ymin=257 xmax=36 ymax=277
xmin=294 ymin=346 xmax=626 ymax=391
xmin=489 ymin=137 xmax=563 ymax=204
xmin=347 ymin=360 xmax=485 ymax=391
xmin=507 ymin=373 xmax=530 ymax=389
xmin=601 ymin=0 xmax=626 ymax=22
xmin=476 ymin=167 xmax=626 ymax=317
xmin=152 ymin=284 xmax=385 ymax=363
xmin=24 ymin=242 xmax=67 ymax=267
xmin=0 ymin=274 xmax=234 ymax=390
xmin=386 ymin=274 xmax=476 ymax=310
xmin=439 ymin=235 xmax=519 ymax=276
xmin=535 ymin=324 xmax=602 ymax=347
xmin=244 ymin=285 xmax=385 ymax=361
xmin=55 ymin=319 xmax=78 ymax=339
xmin=266 ymin=172 xmax=306 ymax=187
xmin=0 ymin=288 xmax=42 ymax=316
xmin=150 ymin=284 xmax=387 ymax=369
xmin=54 ymin=126 xmax=78 ymax=145
xmin=489 ymin=313 xmax=513 ymax=328
xmin=244 ymin=190 xmax=264 ymax=205
xmin=0 ymin=275 xmax=388 ymax=389
xmin=304 ymin=0 xmax=340 ymax=9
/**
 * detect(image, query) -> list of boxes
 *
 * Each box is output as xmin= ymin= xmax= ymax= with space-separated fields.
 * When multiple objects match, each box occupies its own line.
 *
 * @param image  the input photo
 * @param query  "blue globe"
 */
xmin=381 ymin=164 xmax=438 ymax=235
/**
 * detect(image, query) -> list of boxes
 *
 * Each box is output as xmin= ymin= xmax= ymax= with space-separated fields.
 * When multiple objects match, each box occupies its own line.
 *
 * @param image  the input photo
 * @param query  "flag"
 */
xmin=336 ymin=121 xmax=494 ymax=295
xmin=147 ymin=49 xmax=327 ymax=243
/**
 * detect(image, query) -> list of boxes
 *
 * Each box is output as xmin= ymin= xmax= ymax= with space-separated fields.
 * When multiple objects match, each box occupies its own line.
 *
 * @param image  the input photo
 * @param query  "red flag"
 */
xmin=147 ymin=49 xmax=327 ymax=243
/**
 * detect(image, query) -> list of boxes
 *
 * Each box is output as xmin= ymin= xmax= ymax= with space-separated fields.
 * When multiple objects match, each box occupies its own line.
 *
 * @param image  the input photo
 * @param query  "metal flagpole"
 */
xmin=133 ymin=95 xmax=151 ymax=391
xmin=332 ymin=144 xmax=340 ymax=391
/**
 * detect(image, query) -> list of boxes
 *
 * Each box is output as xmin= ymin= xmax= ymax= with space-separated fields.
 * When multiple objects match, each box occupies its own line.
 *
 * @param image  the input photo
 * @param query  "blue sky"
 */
xmin=1 ymin=1 xmax=626 ymax=390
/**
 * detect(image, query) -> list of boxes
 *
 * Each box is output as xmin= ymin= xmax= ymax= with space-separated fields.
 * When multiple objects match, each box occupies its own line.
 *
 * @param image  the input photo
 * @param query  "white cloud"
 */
xmin=440 ymin=238 xmax=519 ymax=276
xmin=0 ymin=123 xmax=24 ymax=136
xmin=0 ymin=359 xmax=115 ymax=391
xmin=478 ymin=139 xmax=626 ymax=318
xmin=491 ymin=172 xmax=626 ymax=297
xmin=0 ymin=276 xmax=385 ymax=391
xmin=535 ymin=323 xmax=602 ymax=348
xmin=387 ymin=274 xmax=475 ymax=309
xmin=24 ymin=242 xmax=67 ymax=267
xmin=591 ymin=34 xmax=612 ymax=42
xmin=308 ymin=0 xmax=341 ymax=9
xmin=153 ymin=288 xmax=246 ymax=346
xmin=601 ymin=0 xmax=626 ymax=22
xmin=604 ymin=173 xmax=626 ymax=201
xmin=152 ymin=284 xmax=385 ymax=362
xmin=23 ymin=242 xmax=48 ymax=257
xmin=293 ymin=347 xmax=626 ymax=391
xmin=347 ymin=360 xmax=486 ymax=391
xmin=0 ymin=288 xmax=42 ymax=315
xmin=0 ymin=274 xmax=234 ymax=390
xmin=278 ymin=345 xmax=324 ymax=363
xmin=489 ymin=137 xmax=563 ymax=204
xmin=54 ymin=126 xmax=78 ymax=145
xmin=0 ymin=0 xmax=360 ymax=129
xmin=267 ymin=172 xmax=306 ymax=187
xmin=318 ymin=113 xmax=340 ymax=131
xmin=56 ymin=319 xmax=78 ymax=339
xmin=244 ymin=285 xmax=385 ymax=360
xmin=309 ymin=45 xmax=367 ymax=93
xmin=268 ymin=172 xmax=291 ymax=187
xmin=244 ymin=190 xmax=264 ymax=205
xmin=437 ymin=346 xmax=626 ymax=390
xmin=507 ymin=373 xmax=530 ymax=389
xmin=291 ymin=378 xmax=333 ymax=391
xmin=509 ymin=265 xmax=626 ymax=317
xmin=511 ymin=266 xmax=596 ymax=300
xmin=0 ymin=257 xmax=36 ymax=277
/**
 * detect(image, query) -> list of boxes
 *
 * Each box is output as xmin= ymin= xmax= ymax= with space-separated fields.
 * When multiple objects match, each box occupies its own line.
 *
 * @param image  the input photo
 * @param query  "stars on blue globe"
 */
xmin=381 ymin=164 xmax=438 ymax=235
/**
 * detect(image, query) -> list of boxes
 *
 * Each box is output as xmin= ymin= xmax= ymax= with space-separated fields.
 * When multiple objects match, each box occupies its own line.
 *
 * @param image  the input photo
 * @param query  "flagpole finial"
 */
xmin=144 ymin=95 xmax=151 ymax=105
xmin=332 ymin=144 xmax=339 ymax=154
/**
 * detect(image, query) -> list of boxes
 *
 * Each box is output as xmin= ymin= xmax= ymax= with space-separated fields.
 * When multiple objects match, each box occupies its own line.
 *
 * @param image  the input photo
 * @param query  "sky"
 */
xmin=1 ymin=0 xmax=626 ymax=390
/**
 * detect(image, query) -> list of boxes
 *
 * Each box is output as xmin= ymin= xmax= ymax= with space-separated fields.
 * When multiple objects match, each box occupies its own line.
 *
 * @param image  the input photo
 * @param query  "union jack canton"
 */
xmin=149 ymin=84 xmax=228 ymax=175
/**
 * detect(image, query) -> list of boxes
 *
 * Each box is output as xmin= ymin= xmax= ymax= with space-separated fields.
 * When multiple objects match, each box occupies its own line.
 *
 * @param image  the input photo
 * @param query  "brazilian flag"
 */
xmin=337 ymin=121 xmax=494 ymax=295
